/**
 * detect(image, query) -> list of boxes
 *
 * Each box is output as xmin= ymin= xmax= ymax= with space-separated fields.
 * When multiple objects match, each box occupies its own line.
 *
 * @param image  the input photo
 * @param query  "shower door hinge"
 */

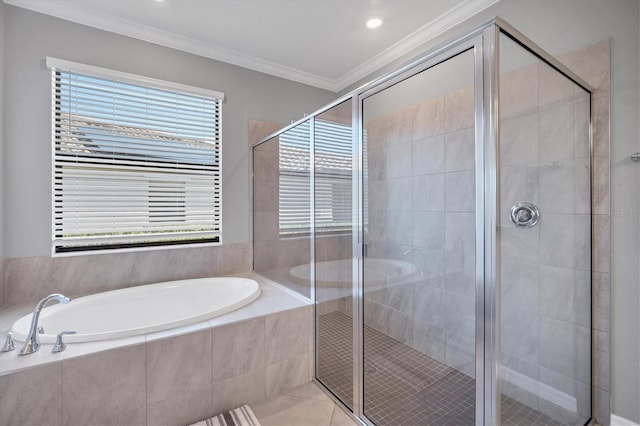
xmin=358 ymin=243 xmax=368 ymax=259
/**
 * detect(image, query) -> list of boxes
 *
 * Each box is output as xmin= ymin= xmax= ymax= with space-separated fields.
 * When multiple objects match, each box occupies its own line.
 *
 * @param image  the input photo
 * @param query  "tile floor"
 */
xmin=315 ymin=311 xmax=572 ymax=426
xmin=252 ymin=382 xmax=359 ymax=426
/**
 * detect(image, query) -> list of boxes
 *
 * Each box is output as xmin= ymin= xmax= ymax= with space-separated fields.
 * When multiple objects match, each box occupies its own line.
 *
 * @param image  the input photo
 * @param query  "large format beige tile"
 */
xmin=0 ymin=363 xmax=63 ymax=426
xmin=146 ymin=328 xmax=212 ymax=404
xmin=62 ymin=344 xmax=146 ymax=425
xmin=265 ymin=307 xmax=312 ymax=365
xmin=212 ymin=316 xmax=265 ymax=382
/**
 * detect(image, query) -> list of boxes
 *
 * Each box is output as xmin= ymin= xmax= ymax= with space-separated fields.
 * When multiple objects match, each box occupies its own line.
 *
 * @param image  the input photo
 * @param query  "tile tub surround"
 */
xmin=0 ymin=272 xmax=313 ymax=426
xmin=1 ymin=242 xmax=251 ymax=306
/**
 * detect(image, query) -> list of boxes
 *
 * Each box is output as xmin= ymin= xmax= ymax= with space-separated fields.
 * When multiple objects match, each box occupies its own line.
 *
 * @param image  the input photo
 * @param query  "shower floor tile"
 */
xmin=317 ymin=311 xmax=569 ymax=426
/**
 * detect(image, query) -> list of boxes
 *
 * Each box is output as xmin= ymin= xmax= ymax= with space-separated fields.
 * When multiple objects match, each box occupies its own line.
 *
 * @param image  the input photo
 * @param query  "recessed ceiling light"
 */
xmin=366 ymin=17 xmax=383 ymax=29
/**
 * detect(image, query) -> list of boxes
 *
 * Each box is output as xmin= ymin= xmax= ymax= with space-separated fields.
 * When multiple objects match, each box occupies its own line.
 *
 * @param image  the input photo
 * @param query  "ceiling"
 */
xmin=5 ymin=0 xmax=499 ymax=92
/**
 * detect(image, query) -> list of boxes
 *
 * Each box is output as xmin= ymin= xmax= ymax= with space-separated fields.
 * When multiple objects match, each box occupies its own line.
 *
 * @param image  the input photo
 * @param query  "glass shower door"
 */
xmin=497 ymin=33 xmax=592 ymax=426
xmin=361 ymin=48 xmax=477 ymax=425
xmin=314 ymin=100 xmax=355 ymax=409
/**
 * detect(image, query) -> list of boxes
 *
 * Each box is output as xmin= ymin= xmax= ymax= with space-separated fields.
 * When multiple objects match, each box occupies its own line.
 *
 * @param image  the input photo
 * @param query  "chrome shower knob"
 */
xmin=510 ymin=202 xmax=540 ymax=228
xmin=52 ymin=331 xmax=76 ymax=353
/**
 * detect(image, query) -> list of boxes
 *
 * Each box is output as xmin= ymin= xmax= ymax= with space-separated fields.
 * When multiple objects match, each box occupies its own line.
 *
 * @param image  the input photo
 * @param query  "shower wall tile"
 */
xmin=0 ymin=363 xmax=63 ymax=426
xmin=593 ymin=155 xmax=611 ymax=216
xmin=254 ymin=181 xmax=279 ymax=211
xmin=499 ymin=165 xmax=540 ymax=214
xmin=444 ymin=86 xmax=474 ymax=132
xmin=500 ymin=216 xmax=540 ymax=265
xmin=558 ymin=39 xmax=610 ymax=98
xmin=444 ymin=334 xmax=475 ymax=378
xmin=62 ymin=344 xmax=147 ymax=425
xmin=412 ymin=174 xmax=445 ymax=212
xmin=539 ymin=104 xmax=576 ymax=162
xmin=539 ymin=62 xmax=577 ymax=109
xmin=411 ymin=247 xmax=445 ymax=288
xmin=500 ymin=353 xmax=540 ymax=409
xmin=253 ymin=211 xmax=279 ymax=242
xmin=499 ymin=63 xmax=539 ymax=119
xmin=385 ymin=141 xmax=413 ymax=178
xmin=539 ymin=214 xmax=590 ymax=270
xmin=249 ymin=120 xmax=282 ymax=146
xmin=412 ymin=135 xmax=445 ymax=175
xmin=444 ymin=251 xmax=475 ymax=297
xmin=539 ymin=265 xmax=590 ymax=327
xmin=444 ymin=212 xmax=475 ymax=254
xmin=4 ymin=243 xmax=251 ymax=305
xmin=413 ymin=283 xmax=445 ymax=327
xmin=386 ymin=210 xmax=413 ymax=246
xmin=538 ymin=367 xmax=591 ymax=423
xmin=146 ymin=328 xmax=212 ymax=404
xmin=539 ymin=317 xmax=590 ymax=383
xmin=386 ymin=108 xmax=414 ymax=145
xmin=411 ymin=318 xmax=446 ymax=362
xmin=445 ymin=171 xmax=475 ymax=212
xmin=412 ymin=96 xmax=445 ymax=140
xmin=412 ymin=212 xmax=444 ymax=250
xmin=0 ymin=260 xmax=4 ymax=308
xmin=500 ymin=113 xmax=539 ymax=166
xmin=443 ymin=292 xmax=474 ymax=339
xmin=386 ymin=177 xmax=413 ymax=211
xmin=365 ymin=117 xmax=386 ymax=151
xmin=444 ymin=128 xmax=475 ymax=172
xmin=501 ymin=260 xmax=539 ymax=312
xmin=593 ymin=272 xmax=611 ymax=332
xmin=501 ymin=308 xmax=539 ymax=365
xmin=593 ymin=386 xmax=611 ymax=426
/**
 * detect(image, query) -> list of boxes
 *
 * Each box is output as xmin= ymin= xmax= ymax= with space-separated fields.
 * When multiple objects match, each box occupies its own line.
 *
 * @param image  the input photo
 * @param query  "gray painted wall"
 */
xmin=1 ymin=4 xmax=335 ymax=258
xmin=0 ymin=0 xmax=5 ymax=306
xmin=343 ymin=0 xmax=640 ymax=422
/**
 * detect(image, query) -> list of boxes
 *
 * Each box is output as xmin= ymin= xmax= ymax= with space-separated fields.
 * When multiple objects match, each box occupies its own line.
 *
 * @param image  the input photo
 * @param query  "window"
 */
xmin=49 ymin=58 xmax=223 ymax=254
xmin=278 ymin=119 xmax=352 ymax=236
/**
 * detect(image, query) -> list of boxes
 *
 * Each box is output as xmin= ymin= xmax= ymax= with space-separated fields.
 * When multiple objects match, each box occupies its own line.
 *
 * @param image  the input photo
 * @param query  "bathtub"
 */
xmin=11 ymin=277 xmax=260 ymax=343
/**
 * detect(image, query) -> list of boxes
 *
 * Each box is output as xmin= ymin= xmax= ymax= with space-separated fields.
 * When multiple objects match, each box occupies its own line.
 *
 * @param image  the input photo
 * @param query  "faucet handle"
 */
xmin=52 ymin=331 xmax=76 ymax=353
xmin=37 ymin=326 xmax=45 ymax=334
xmin=1 ymin=332 xmax=16 ymax=352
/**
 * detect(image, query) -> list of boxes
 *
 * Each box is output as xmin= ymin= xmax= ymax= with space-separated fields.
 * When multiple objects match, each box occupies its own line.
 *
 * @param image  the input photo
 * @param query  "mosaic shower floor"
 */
xmin=317 ymin=311 xmax=568 ymax=426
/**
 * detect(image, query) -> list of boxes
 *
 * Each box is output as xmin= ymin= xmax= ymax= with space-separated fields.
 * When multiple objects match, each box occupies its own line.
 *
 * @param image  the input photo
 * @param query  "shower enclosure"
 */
xmin=253 ymin=18 xmax=592 ymax=426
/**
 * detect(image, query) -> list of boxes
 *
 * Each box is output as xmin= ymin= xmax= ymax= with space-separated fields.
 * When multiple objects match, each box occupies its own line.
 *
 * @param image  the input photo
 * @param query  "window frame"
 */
xmin=48 ymin=57 xmax=225 ymax=256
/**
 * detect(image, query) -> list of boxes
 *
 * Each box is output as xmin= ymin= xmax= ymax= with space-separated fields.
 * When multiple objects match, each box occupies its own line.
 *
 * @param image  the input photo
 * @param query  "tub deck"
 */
xmin=0 ymin=271 xmax=310 ymax=376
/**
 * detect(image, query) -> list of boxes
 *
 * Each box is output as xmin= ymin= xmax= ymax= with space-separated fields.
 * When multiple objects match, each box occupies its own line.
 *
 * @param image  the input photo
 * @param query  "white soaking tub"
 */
xmin=11 ymin=277 xmax=260 ymax=343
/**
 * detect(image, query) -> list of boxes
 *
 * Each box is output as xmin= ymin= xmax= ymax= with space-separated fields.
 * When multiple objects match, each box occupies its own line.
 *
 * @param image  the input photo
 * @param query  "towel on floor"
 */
xmin=189 ymin=405 xmax=261 ymax=426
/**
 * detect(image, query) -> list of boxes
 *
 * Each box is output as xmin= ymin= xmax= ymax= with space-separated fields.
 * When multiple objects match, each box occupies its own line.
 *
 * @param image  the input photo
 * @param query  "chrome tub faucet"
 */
xmin=19 ymin=294 xmax=71 ymax=356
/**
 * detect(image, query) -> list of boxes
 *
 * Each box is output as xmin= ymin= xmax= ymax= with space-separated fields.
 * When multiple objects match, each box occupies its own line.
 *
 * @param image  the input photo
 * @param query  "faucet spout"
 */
xmin=19 ymin=293 xmax=71 ymax=356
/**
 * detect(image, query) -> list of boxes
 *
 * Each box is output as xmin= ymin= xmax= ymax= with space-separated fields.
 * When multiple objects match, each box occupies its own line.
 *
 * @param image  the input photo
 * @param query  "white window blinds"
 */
xmin=278 ymin=119 xmax=352 ymax=235
xmin=51 ymin=60 xmax=222 ymax=253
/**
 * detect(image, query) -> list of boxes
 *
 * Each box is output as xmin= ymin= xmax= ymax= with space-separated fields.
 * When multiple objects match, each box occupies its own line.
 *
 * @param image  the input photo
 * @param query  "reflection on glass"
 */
xmin=253 ymin=121 xmax=312 ymax=298
xmin=362 ymin=49 xmax=476 ymax=425
xmin=314 ymin=100 xmax=355 ymax=409
xmin=498 ymin=33 xmax=591 ymax=426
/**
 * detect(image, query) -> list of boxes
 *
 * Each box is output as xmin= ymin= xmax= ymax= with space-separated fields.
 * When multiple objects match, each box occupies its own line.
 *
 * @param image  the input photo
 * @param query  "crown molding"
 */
xmin=5 ymin=0 xmax=499 ymax=93
xmin=334 ymin=0 xmax=500 ymax=91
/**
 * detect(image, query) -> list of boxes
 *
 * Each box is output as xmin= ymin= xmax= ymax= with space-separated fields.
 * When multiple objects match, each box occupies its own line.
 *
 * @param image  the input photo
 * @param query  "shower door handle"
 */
xmin=510 ymin=202 xmax=540 ymax=228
